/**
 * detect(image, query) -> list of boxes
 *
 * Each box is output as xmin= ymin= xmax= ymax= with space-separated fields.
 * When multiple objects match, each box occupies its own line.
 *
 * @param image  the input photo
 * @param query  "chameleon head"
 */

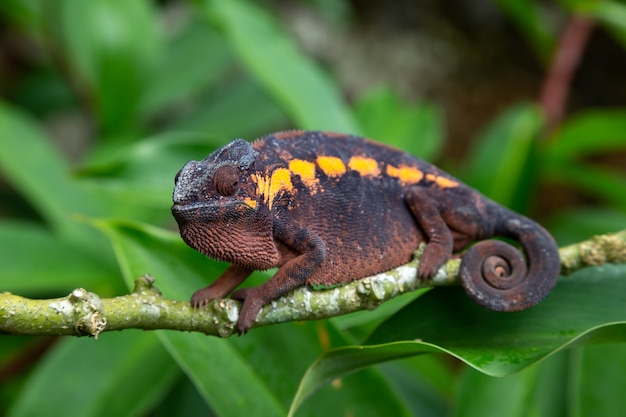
xmin=171 ymin=139 xmax=268 ymax=264
xmin=172 ymin=139 xmax=258 ymax=218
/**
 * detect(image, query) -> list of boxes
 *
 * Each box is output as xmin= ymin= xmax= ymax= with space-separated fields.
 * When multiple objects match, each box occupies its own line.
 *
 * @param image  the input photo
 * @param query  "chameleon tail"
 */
xmin=459 ymin=209 xmax=561 ymax=311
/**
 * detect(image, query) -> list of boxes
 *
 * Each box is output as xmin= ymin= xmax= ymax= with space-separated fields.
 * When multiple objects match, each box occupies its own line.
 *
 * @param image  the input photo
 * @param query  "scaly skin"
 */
xmin=171 ymin=131 xmax=560 ymax=334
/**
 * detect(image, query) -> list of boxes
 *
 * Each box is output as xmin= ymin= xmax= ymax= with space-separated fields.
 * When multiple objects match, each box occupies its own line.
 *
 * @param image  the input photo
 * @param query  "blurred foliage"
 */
xmin=0 ymin=0 xmax=625 ymax=416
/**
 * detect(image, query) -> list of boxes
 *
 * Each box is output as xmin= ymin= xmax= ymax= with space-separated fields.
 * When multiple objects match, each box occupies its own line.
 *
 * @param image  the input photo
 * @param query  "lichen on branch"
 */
xmin=1 ymin=231 xmax=625 ymax=338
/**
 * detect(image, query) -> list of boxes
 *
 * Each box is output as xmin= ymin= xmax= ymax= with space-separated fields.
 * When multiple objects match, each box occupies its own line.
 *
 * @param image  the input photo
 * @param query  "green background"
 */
xmin=1 ymin=0 xmax=626 ymax=416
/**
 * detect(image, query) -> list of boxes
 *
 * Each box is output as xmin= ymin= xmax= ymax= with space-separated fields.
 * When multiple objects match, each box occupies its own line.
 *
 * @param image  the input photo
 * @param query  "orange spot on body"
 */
xmin=426 ymin=173 xmax=458 ymax=188
xmin=252 ymin=168 xmax=294 ymax=209
xmin=386 ymin=165 xmax=424 ymax=184
xmin=348 ymin=156 xmax=380 ymax=177
xmin=243 ymin=197 xmax=257 ymax=209
xmin=289 ymin=159 xmax=319 ymax=190
xmin=317 ymin=156 xmax=346 ymax=177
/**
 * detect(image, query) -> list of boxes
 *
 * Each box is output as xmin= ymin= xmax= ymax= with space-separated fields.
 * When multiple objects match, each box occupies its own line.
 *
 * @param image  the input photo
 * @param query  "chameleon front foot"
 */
xmin=230 ymin=287 xmax=265 ymax=334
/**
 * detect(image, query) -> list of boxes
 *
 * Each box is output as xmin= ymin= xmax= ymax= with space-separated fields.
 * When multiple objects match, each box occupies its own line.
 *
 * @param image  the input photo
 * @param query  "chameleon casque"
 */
xmin=172 ymin=130 xmax=560 ymax=334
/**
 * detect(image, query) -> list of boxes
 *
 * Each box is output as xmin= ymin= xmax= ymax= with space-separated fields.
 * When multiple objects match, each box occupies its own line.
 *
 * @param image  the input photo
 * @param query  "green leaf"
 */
xmin=0 ymin=0 xmax=42 ymax=34
xmin=0 ymin=221 xmax=120 ymax=296
xmin=98 ymin=221 xmax=287 ymax=416
xmin=543 ymin=161 xmax=626 ymax=211
xmin=50 ymin=0 xmax=161 ymax=133
xmin=369 ymin=265 xmax=626 ymax=374
xmin=98 ymin=220 xmax=415 ymax=416
xmin=158 ymin=332 xmax=286 ymax=417
xmin=171 ymin=78 xmax=289 ymax=140
xmin=491 ymin=0 xmax=555 ymax=61
xmin=453 ymin=349 xmax=570 ymax=417
xmin=377 ymin=359 xmax=453 ymax=417
xmin=291 ymin=265 xmax=626 ymax=408
xmin=151 ymin=377 xmax=212 ymax=417
xmin=7 ymin=332 xmax=179 ymax=417
xmin=590 ymin=1 xmax=626 ymax=48
xmin=463 ymin=104 xmax=543 ymax=208
xmin=77 ymin=132 xmax=222 ymax=219
xmin=549 ymin=208 xmax=626 ymax=245
xmin=289 ymin=342 xmax=440 ymax=415
xmin=139 ymin=19 xmax=233 ymax=118
xmin=0 ymin=102 xmax=102 ymax=236
xmin=202 ymin=0 xmax=360 ymax=132
xmin=574 ymin=344 xmax=626 ymax=416
xmin=354 ymin=86 xmax=444 ymax=160
xmin=454 ymin=366 xmax=538 ymax=417
xmin=544 ymin=109 xmax=626 ymax=161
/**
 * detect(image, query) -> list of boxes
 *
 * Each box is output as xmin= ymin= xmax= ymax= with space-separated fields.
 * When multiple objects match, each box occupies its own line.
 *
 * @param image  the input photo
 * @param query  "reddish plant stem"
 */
xmin=539 ymin=15 xmax=595 ymax=133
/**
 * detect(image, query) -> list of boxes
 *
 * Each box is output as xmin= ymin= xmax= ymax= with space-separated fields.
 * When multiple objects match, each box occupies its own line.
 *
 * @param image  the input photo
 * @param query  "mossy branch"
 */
xmin=1 ymin=231 xmax=625 ymax=338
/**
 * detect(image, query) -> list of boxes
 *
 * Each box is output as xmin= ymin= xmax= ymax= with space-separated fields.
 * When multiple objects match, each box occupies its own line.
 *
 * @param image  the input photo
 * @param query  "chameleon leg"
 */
xmin=231 ymin=222 xmax=326 ymax=334
xmin=404 ymin=187 xmax=454 ymax=278
xmin=190 ymin=264 xmax=253 ymax=308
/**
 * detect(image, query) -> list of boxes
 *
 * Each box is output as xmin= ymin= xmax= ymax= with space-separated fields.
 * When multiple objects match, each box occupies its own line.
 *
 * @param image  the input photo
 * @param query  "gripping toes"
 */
xmin=417 ymin=241 xmax=450 ymax=278
xmin=231 ymin=287 xmax=264 ymax=334
xmin=191 ymin=287 xmax=220 ymax=308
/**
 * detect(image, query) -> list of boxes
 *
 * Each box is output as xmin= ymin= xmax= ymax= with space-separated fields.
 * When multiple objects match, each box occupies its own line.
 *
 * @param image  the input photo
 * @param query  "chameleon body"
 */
xmin=172 ymin=131 xmax=560 ymax=334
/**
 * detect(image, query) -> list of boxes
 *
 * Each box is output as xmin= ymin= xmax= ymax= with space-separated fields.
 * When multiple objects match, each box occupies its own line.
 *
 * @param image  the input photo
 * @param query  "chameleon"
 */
xmin=171 ymin=130 xmax=560 ymax=334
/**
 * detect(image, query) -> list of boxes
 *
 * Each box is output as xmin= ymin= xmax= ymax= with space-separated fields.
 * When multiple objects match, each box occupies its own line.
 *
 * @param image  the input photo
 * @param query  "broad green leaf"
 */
xmin=574 ymin=344 xmax=626 ymax=417
xmin=291 ymin=265 xmax=626 ymax=409
xmin=77 ymin=132 xmax=222 ymax=217
xmin=549 ymin=208 xmax=626 ymax=245
xmin=591 ymin=0 xmax=626 ymax=48
xmin=99 ymin=221 xmax=287 ymax=416
xmin=354 ymin=86 xmax=444 ymax=160
xmin=544 ymin=110 xmax=626 ymax=160
xmin=289 ymin=341 xmax=441 ymax=414
xmin=158 ymin=332 xmax=286 ymax=417
xmin=7 ymin=332 xmax=179 ymax=417
xmin=98 ymin=220 xmax=415 ymax=416
xmin=455 ymin=353 xmax=570 ymax=417
xmin=377 ymin=359 xmax=453 ymax=417
xmin=491 ymin=0 xmax=555 ymax=61
xmin=368 ymin=266 xmax=626 ymax=374
xmin=0 ymin=102 xmax=103 ymax=237
xmin=50 ymin=0 xmax=161 ymax=133
xmin=542 ymin=161 xmax=626 ymax=211
xmin=463 ymin=104 xmax=543 ymax=209
xmin=0 ymin=0 xmax=41 ymax=30
xmin=454 ymin=366 xmax=538 ymax=417
xmin=139 ymin=19 xmax=233 ymax=118
xmin=202 ymin=0 xmax=360 ymax=133
xmin=171 ymin=78 xmax=289 ymax=140
xmin=0 ymin=221 xmax=120 ymax=296
xmin=151 ymin=377 xmax=212 ymax=417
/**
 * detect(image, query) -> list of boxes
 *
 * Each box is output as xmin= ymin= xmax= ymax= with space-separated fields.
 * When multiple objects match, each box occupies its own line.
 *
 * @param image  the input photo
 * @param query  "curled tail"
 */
xmin=459 ymin=208 xmax=561 ymax=311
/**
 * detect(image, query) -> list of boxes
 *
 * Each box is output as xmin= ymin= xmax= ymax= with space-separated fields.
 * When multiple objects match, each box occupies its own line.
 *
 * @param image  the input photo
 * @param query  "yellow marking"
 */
xmin=243 ymin=197 xmax=257 ymax=209
xmin=426 ymin=173 xmax=458 ymax=188
xmin=348 ymin=156 xmax=380 ymax=177
xmin=251 ymin=173 xmax=269 ymax=203
xmin=289 ymin=159 xmax=319 ymax=190
xmin=316 ymin=156 xmax=346 ymax=177
xmin=386 ymin=165 xmax=424 ymax=184
xmin=251 ymin=168 xmax=294 ymax=209
xmin=268 ymin=168 xmax=293 ymax=201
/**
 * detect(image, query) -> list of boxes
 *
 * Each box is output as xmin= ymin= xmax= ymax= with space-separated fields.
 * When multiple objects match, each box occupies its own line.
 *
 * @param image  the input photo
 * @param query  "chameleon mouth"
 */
xmin=171 ymin=201 xmax=253 ymax=223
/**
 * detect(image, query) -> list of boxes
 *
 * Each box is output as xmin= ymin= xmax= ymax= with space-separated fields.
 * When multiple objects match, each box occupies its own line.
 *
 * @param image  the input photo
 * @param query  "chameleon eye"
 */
xmin=174 ymin=169 xmax=182 ymax=184
xmin=214 ymin=165 xmax=240 ymax=196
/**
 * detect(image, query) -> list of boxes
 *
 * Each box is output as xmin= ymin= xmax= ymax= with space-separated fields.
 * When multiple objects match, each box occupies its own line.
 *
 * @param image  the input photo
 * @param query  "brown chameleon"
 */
xmin=171 ymin=130 xmax=560 ymax=334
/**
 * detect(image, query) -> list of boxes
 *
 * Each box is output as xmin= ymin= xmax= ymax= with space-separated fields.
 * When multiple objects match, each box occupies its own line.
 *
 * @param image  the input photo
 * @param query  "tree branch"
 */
xmin=2 ymin=231 xmax=625 ymax=338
